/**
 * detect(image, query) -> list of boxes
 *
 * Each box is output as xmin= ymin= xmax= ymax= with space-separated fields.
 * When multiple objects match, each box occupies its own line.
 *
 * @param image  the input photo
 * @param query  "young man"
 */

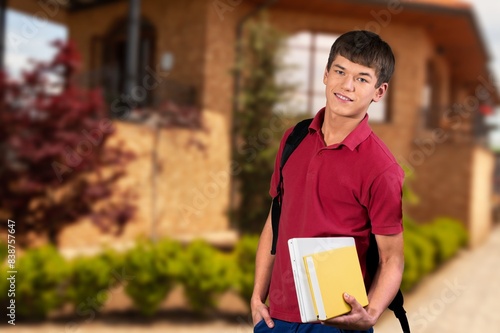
xmin=251 ymin=30 xmax=404 ymax=333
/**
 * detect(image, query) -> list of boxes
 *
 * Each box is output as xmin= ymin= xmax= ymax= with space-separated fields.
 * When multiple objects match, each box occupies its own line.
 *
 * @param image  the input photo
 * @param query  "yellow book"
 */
xmin=303 ymin=245 xmax=369 ymax=320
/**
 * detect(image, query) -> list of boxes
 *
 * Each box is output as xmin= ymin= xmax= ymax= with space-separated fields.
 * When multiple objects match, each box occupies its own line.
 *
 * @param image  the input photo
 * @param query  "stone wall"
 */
xmin=58 ymin=109 xmax=234 ymax=256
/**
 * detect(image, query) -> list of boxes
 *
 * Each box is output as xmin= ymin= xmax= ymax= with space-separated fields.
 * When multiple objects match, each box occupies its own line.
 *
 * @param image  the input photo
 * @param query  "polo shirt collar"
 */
xmin=309 ymin=107 xmax=372 ymax=151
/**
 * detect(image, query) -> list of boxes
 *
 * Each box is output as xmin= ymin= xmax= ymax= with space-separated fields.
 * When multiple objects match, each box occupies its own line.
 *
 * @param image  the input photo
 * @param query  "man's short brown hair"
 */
xmin=326 ymin=30 xmax=395 ymax=87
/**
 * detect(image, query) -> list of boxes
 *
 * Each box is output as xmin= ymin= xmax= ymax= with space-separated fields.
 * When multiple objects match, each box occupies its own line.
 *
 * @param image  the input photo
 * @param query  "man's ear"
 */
xmin=372 ymin=82 xmax=388 ymax=102
xmin=323 ymin=67 xmax=329 ymax=85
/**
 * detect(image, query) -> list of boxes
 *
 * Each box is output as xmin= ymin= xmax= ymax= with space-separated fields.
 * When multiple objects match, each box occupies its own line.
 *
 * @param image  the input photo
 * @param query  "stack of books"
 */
xmin=288 ymin=237 xmax=369 ymax=322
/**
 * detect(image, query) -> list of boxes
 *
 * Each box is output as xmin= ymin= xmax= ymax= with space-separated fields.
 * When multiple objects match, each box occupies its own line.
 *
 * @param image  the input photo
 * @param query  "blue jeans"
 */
xmin=253 ymin=318 xmax=374 ymax=333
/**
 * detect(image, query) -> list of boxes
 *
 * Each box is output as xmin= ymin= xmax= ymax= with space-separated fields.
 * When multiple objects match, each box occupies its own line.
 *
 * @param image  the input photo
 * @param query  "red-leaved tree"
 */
xmin=0 ymin=40 xmax=135 ymax=245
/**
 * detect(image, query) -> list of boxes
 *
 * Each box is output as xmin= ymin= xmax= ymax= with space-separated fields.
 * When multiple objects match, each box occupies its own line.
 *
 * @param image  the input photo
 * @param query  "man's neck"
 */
xmin=321 ymin=111 xmax=366 ymax=146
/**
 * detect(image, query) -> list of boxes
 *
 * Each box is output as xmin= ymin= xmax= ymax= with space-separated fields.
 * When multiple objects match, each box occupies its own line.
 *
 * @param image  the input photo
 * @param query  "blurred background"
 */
xmin=1 ymin=0 xmax=500 ymax=332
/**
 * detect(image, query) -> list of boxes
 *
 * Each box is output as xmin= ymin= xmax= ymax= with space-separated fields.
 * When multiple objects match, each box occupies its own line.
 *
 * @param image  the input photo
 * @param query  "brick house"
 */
xmin=7 ymin=0 xmax=498 ymax=252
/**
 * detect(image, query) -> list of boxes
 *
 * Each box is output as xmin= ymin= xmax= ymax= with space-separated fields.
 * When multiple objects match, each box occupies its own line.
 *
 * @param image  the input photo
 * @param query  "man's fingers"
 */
xmin=344 ymin=292 xmax=362 ymax=311
xmin=260 ymin=307 xmax=275 ymax=328
xmin=321 ymin=293 xmax=373 ymax=330
xmin=265 ymin=318 xmax=275 ymax=328
xmin=253 ymin=304 xmax=274 ymax=328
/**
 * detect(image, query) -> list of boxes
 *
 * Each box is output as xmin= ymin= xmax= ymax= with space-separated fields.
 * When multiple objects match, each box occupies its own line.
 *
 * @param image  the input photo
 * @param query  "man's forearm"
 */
xmin=366 ymin=232 xmax=404 ymax=322
xmin=366 ymin=256 xmax=404 ymax=320
xmin=252 ymin=211 xmax=276 ymax=304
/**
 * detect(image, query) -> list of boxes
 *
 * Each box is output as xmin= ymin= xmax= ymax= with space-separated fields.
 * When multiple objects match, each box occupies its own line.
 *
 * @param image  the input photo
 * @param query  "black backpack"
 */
xmin=270 ymin=118 xmax=410 ymax=333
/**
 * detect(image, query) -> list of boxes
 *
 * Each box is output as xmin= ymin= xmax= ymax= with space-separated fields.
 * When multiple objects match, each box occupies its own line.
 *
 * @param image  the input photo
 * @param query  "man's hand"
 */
xmin=251 ymin=207 xmax=276 ymax=328
xmin=251 ymin=297 xmax=275 ymax=328
xmin=321 ymin=293 xmax=376 ymax=330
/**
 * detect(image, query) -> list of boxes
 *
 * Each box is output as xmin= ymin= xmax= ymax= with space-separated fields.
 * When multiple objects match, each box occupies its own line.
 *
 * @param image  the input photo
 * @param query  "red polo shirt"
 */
xmin=268 ymin=108 xmax=404 ymax=322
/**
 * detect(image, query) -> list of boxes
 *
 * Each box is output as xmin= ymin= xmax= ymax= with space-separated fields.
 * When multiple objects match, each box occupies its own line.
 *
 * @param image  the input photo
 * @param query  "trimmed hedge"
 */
xmin=0 ymin=216 xmax=468 ymax=318
xmin=179 ymin=240 xmax=233 ymax=313
xmin=233 ymin=234 xmax=260 ymax=304
xmin=15 ymin=245 xmax=69 ymax=320
xmin=67 ymin=248 xmax=123 ymax=315
xmin=0 ymin=262 xmax=9 ymax=309
xmin=123 ymin=238 xmax=183 ymax=316
xmin=418 ymin=217 xmax=468 ymax=263
xmin=401 ymin=217 xmax=467 ymax=291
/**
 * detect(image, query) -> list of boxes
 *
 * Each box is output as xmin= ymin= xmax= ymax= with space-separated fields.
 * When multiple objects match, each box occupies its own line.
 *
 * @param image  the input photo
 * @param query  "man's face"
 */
xmin=323 ymin=55 xmax=388 ymax=119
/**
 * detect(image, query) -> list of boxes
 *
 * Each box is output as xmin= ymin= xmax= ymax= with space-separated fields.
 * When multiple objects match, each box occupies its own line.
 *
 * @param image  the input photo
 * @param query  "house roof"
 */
xmin=247 ymin=0 xmax=499 ymax=104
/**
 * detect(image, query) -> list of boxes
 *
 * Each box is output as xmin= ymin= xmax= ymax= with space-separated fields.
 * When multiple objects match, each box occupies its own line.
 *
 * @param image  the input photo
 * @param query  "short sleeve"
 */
xmin=367 ymin=163 xmax=404 ymax=235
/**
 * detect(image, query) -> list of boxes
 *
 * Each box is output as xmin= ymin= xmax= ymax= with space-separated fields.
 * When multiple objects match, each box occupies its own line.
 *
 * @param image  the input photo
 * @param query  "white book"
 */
xmin=288 ymin=237 xmax=366 ymax=322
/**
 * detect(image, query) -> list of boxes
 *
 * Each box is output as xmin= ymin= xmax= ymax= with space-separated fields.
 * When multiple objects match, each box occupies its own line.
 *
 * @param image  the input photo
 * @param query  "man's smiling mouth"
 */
xmin=335 ymin=93 xmax=353 ymax=102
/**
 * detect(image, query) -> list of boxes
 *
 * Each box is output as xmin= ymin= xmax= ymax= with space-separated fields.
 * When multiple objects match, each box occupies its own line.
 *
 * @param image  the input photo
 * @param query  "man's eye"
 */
xmin=358 ymin=78 xmax=368 ymax=83
xmin=335 ymin=70 xmax=344 ymax=75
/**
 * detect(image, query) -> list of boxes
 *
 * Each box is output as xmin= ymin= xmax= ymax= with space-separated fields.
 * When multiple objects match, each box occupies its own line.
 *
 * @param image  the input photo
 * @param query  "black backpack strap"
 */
xmin=270 ymin=118 xmax=312 ymax=255
xmin=389 ymin=290 xmax=410 ymax=333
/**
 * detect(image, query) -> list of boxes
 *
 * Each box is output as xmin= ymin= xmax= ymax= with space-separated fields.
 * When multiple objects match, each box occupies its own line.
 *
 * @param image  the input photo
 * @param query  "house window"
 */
xmin=100 ymin=17 xmax=157 ymax=110
xmin=277 ymin=31 xmax=390 ymax=122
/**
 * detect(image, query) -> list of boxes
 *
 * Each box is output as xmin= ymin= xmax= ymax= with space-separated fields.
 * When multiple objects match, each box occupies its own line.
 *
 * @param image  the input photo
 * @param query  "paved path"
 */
xmin=4 ymin=224 xmax=500 ymax=332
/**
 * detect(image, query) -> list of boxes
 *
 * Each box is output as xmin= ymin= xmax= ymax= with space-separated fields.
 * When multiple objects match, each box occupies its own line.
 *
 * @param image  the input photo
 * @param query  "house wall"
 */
xmin=405 ymin=142 xmax=473 ymax=227
xmin=58 ymin=109 xmax=235 ymax=255
xmin=201 ymin=0 xmax=241 ymax=118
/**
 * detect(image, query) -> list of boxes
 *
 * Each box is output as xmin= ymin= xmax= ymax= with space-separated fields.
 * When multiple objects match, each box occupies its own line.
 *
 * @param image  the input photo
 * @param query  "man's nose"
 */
xmin=341 ymin=76 xmax=354 ymax=91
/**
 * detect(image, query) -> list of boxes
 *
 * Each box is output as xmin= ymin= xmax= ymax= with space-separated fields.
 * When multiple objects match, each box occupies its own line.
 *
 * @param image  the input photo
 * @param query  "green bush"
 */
xmin=402 ymin=228 xmax=436 ymax=291
xmin=402 ymin=216 xmax=419 ymax=231
xmin=16 ymin=245 xmax=69 ymax=320
xmin=419 ymin=217 xmax=467 ymax=263
xmin=67 ymin=249 xmax=123 ymax=313
xmin=233 ymin=234 xmax=259 ymax=304
xmin=0 ymin=263 xmax=9 ymax=307
xmin=124 ymin=238 xmax=182 ymax=316
xmin=408 ymin=230 xmax=436 ymax=275
xmin=180 ymin=240 xmax=232 ymax=313
xmin=401 ymin=217 xmax=468 ymax=291
xmin=404 ymin=217 xmax=436 ymax=274
xmin=401 ymin=240 xmax=419 ymax=292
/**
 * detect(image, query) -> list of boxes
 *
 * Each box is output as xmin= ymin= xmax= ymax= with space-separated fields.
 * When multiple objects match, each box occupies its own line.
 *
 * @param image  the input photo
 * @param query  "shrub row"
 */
xmin=0 ymin=217 xmax=466 ymax=319
xmin=401 ymin=216 xmax=468 ymax=291
xmin=0 ymin=235 xmax=259 ymax=320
